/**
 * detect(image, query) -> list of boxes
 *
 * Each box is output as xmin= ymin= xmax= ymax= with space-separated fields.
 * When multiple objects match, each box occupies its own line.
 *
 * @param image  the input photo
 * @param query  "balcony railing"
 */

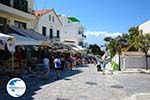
xmin=82 ymin=34 xmax=86 ymax=38
xmin=0 ymin=3 xmax=35 ymax=20
xmin=47 ymin=36 xmax=60 ymax=43
xmin=0 ymin=0 xmax=33 ymax=14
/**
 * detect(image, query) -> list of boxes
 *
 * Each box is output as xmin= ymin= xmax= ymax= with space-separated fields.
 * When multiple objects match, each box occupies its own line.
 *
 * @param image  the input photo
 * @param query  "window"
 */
xmin=49 ymin=14 xmax=51 ymax=22
xmin=42 ymin=26 xmax=46 ymax=36
xmin=0 ymin=0 xmax=11 ymax=6
xmin=13 ymin=0 xmax=28 ymax=12
xmin=56 ymin=30 xmax=60 ymax=38
xmin=78 ymin=31 xmax=83 ymax=34
xmin=52 ymin=16 xmax=55 ymax=22
xmin=79 ymin=42 xmax=83 ymax=46
xmin=50 ymin=29 xmax=53 ymax=38
xmin=78 ymin=31 xmax=81 ymax=34
xmin=0 ymin=17 xmax=7 ymax=33
xmin=14 ymin=21 xmax=26 ymax=29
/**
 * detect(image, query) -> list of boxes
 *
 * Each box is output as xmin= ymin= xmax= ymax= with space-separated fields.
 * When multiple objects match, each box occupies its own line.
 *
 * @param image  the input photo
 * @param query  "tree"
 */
xmin=128 ymin=26 xmax=140 ymax=51
xmin=88 ymin=44 xmax=103 ymax=56
xmin=134 ymin=33 xmax=150 ymax=69
xmin=128 ymin=26 xmax=140 ymax=43
xmin=104 ymin=35 xmax=125 ymax=57
xmin=104 ymin=37 xmax=113 ymax=42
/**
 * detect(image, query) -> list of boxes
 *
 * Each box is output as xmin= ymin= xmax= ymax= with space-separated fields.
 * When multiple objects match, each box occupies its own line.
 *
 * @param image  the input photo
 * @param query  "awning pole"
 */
xmin=12 ymin=52 xmax=14 ymax=73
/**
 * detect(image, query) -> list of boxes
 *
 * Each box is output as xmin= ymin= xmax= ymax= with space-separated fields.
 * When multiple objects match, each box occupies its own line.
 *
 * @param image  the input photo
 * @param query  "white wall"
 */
xmin=59 ymin=16 xmax=84 ymax=45
xmin=139 ymin=20 xmax=150 ymax=34
xmin=35 ymin=11 xmax=61 ymax=37
xmin=60 ymin=25 xmax=83 ymax=45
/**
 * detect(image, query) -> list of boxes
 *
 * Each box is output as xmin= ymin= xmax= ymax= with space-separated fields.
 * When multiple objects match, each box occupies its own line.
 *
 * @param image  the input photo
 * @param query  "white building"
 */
xmin=139 ymin=20 xmax=150 ymax=34
xmin=139 ymin=20 xmax=150 ymax=54
xmin=0 ymin=0 xmax=36 ymax=32
xmin=34 ymin=9 xmax=62 ymax=43
xmin=0 ymin=1 xmax=49 ymax=46
xmin=59 ymin=15 xmax=86 ymax=46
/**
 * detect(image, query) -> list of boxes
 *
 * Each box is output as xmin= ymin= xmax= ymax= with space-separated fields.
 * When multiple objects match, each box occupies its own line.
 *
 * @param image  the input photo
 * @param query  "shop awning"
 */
xmin=9 ymin=33 xmax=42 ymax=46
xmin=8 ymin=26 xmax=48 ymax=41
xmin=8 ymin=26 xmax=50 ymax=46
xmin=66 ymin=44 xmax=85 ymax=51
xmin=76 ymin=45 xmax=84 ymax=51
xmin=0 ymin=33 xmax=15 ymax=52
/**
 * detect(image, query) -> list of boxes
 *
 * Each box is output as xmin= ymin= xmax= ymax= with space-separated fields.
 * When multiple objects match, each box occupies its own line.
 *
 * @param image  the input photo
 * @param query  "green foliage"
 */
xmin=134 ymin=33 xmax=150 ymax=53
xmin=128 ymin=26 xmax=140 ymax=43
xmin=104 ymin=35 xmax=125 ymax=57
xmin=104 ymin=37 xmax=113 ymax=42
xmin=107 ymin=39 xmax=119 ymax=57
xmin=88 ymin=44 xmax=103 ymax=56
xmin=104 ymin=26 xmax=150 ymax=56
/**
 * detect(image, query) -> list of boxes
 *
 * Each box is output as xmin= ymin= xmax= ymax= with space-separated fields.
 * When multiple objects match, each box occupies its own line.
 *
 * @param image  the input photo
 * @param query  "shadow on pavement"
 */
xmin=76 ymin=64 xmax=90 ymax=68
xmin=0 ymin=68 xmax=82 ymax=100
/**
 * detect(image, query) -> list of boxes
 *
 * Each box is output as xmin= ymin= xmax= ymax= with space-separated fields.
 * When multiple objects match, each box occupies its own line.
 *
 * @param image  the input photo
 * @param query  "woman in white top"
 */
xmin=43 ymin=55 xmax=50 ymax=79
xmin=101 ymin=48 xmax=111 ymax=74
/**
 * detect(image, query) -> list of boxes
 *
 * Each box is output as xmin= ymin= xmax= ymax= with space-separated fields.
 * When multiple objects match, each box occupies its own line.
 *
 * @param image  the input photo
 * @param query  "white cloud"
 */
xmin=85 ymin=31 xmax=122 ymax=38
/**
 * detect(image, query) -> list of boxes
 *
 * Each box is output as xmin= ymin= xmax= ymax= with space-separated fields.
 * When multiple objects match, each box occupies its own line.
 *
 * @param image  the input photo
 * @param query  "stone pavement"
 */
xmin=121 ymin=68 xmax=150 ymax=74
xmin=1 ymin=64 xmax=150 ymax=100
xmin=32 ymin=64 xmax=150 ymax=100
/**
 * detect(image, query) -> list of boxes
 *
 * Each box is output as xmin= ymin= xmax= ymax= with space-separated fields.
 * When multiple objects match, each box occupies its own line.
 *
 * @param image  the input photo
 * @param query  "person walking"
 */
xmin=43 ymin=55 xmax=50 ymax=79
xmin=54 ymin=55 xmax=62 ymax=80
xmin=101 ymin=48 xmax=111 ymax=75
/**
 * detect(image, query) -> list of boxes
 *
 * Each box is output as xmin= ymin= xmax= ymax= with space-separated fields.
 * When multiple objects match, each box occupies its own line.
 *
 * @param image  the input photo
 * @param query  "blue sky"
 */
xmin=36 ymin=0 xmax=150 ymax=46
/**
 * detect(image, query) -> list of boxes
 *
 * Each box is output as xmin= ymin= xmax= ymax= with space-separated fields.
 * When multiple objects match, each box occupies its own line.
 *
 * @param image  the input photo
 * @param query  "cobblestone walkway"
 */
xmin=1 ymin=64 xmax=150 ymax=100
xmin=32 ymin=64 xmax=129 ymax=100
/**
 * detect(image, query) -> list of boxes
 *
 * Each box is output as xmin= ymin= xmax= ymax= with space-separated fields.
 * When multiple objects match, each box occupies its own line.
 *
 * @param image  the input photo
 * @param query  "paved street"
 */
xmin=1 ymin=64 xmax=150 ymax=100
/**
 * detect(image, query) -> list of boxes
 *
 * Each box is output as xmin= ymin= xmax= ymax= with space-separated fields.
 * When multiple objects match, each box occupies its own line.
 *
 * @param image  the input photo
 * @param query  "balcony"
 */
xmin=0 ymin=3 xmax=35 ymax=21
xmin=82 ymin=34 xmax=86 ymax=38
xmin=48 ymin=36 xmax=60 ymax=43
xmin=0 ymin=0 xmax=30 ymax=12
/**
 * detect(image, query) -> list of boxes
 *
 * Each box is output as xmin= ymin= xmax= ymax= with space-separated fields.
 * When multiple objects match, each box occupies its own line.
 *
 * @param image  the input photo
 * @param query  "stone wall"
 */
xmin=120 ymin=55 xmax=150 ymax=70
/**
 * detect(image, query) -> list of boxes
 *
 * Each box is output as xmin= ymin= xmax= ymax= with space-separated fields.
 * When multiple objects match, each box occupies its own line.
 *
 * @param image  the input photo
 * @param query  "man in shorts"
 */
xmin=54 ymin=55 xmax=62 ymax=80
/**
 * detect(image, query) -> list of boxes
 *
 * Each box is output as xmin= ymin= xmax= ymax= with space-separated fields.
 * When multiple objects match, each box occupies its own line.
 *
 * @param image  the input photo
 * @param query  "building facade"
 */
xmin=59 ymin=15 xmax=86 ymax=46
xmin=34 ymin=9 xmax=62 ymax=43
xmin=0 ymin=0 xmax=35 ymax=33
xmin=0 ymin=1 xmax=86 ymax=46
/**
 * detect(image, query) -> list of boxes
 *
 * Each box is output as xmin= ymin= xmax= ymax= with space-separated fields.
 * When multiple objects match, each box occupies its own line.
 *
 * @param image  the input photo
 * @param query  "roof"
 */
xmin=68 ymin=17 xmax=80 ymax=22
xmin=34 ymin=9 xmax=52 ymax=17
xmin=34 ymin=9 xmax=63 ymax=25
xmin=138 ymin=19 xmax=150 ymax=27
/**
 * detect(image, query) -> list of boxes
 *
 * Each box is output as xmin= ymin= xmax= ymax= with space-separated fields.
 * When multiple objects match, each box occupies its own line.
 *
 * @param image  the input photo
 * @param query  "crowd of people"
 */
xmin=0 ymin=45 xmax=113 ymax=79
xmin=12 ymin=46 xmax=84 ymax=79
xmin=41 ymin=52 xmax=83 ymax=79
